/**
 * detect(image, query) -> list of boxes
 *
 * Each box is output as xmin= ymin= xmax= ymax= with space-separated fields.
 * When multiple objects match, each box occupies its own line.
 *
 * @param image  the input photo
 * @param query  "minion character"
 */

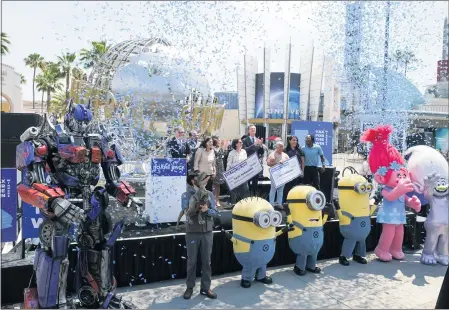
xmin=223 ymin=197 xmax=294 ymax=288
xmin=286 ymin=185 xmax=328 ymax=276
xmin=336 ymin=174 xmax=376 ymax=266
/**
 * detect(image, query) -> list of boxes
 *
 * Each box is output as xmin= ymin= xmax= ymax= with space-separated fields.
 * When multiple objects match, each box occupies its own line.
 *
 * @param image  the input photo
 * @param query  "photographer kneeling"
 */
xmin=182 ymin=171 xmax=220 ymax=300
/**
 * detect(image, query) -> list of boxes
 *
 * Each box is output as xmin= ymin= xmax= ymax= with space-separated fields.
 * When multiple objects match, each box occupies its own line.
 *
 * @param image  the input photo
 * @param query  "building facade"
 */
xmin=1 ymin=64 xmax=23 ymax=113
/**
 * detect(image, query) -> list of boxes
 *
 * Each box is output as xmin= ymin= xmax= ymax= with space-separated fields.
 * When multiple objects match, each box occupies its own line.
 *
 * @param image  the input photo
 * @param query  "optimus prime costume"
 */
xmin=16 ymin=99 xmax=144 ymax=309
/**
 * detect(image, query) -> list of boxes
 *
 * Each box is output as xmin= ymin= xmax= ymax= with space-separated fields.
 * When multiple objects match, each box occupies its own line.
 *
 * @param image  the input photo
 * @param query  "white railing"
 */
xmin=413 ymin=104 xmax=448 ymax=113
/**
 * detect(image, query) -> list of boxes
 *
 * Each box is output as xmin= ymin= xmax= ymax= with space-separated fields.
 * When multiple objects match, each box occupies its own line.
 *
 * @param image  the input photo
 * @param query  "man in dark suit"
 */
xmin=167 ymin=127 xmax=191 ymax=159
xmin=243 ymin=125 xmax=264 ymax=196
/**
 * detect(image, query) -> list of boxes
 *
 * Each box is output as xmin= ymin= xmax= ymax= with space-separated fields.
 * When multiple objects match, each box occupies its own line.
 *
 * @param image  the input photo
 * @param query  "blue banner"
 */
xmin=288 ymin=73 xmax=301 ymax=119
xmin=151 ymin=158 xmax=187 ymax=177
xmin=436 ymin=128 xmax=448 ymax=154
xmin=269 ymin=72 xmax=284 ymax=119
xmin=1 ymin=168 xmax=17 ymax=242
xmin=22 ymin=201 xmax=43 ymax=239
xmin=291 ymin=121 xmax=333 ymax=165
xmin=254 ymin=73 xmax=264 ymax=118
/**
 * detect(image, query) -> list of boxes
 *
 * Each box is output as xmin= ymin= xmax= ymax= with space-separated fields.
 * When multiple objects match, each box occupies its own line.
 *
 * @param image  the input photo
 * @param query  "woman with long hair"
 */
xmin=212 ymin=136 xmax=225 ymax=207
xmin=194 ymin=137 xmax=216 ymax=192
xmin=282 ymin=135 xmax=305 ymax=202
xmin=226 ymin=138 xmax=250 ymax=204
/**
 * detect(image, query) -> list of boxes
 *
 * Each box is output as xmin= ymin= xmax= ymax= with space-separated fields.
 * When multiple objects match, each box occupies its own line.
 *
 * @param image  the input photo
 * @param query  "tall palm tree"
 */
xmin=402 ymin=51 xmax=417 ymax=77
xmin=35 ymin=74 xmax=49 ymax=114
xmin=50 ymin=89 xmax=67 ymax=119
xmin=36 ymin=62 xmax=63 ymax=113
xmin=20 ymin=74 xmax=27 ymax=85
xmin=24 ymin=53 xmax=45 ymax=109
xmin=79 ymin=40 xmax=110 ymax=69
xmin=57 ymin=52 xmax=76 ymax=99
xmin=1 ymin=32 xmax=10 ymax=55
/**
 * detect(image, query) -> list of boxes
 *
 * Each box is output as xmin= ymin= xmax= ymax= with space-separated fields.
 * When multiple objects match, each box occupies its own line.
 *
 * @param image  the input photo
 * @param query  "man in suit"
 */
xmin=243 ymin=125 xmax=264 ymax=195
xmin=167 ymin=127 xmax=191 ymax=159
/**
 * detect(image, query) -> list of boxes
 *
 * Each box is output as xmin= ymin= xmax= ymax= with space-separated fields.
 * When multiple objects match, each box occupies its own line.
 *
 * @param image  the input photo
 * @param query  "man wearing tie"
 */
xmin=167 ymin=127 xmax=191 ymax=159
xmin=243 ymin=125 xmax=263 ymax=195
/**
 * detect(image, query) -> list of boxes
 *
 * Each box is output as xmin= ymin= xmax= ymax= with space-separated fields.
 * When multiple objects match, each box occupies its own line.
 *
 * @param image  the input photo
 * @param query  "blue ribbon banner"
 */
xmin=1 ymin=168 xmax=17 ymax=242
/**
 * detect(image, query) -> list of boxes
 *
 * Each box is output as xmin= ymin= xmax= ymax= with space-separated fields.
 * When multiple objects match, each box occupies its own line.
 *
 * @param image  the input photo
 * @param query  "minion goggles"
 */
xmin=338 ymin=182 xmax=373 ymax=194
xmin=232 ymin=210 xmax=283 ymax=228
xmin=286 ymin=191 xmax=326 ymax=211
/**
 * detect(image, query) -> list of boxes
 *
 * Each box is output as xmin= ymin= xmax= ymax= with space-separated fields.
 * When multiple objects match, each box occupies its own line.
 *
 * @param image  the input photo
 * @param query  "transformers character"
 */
xmin=285 ymin=185 xmax=328 ymax=276
xmin=336 ymin=173 xmax=377 ymax=266
xmin=16 ymin=99 xmax=145 ymax=309
xmin=405 ymin=145 xmax=448 ymax=265
xmin=223 ymin=197 xmax=293 ymax=288
xmin=360 ymin=125 xmax=421 ymax=262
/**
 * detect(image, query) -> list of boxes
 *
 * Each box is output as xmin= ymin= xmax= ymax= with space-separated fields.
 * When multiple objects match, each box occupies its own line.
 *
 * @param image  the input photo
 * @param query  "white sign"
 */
xmin=145 ymin=158 xmax=187 ymax=224
xmin=223 ymin=154 xmax=263 ymax=191
xmin=269 ymin=156 xmax=302 ymax=188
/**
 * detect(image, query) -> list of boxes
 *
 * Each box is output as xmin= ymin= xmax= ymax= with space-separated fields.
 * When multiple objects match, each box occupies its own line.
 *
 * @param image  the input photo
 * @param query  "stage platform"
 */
xmin=1 ymin=213 xmax=424 ymax=305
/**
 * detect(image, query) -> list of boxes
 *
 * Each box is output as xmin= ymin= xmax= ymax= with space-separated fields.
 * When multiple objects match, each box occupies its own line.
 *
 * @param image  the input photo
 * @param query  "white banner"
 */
xmin=223 ymin=154 xmax=263 ymax=191
xmin=145 ymin=158 xmax=187 ymax=224
xmin=269 ymin=156 xmax=302 ymax=188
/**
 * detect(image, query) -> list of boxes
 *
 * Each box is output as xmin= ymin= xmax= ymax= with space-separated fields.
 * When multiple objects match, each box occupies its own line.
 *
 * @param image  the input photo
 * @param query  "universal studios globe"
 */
xmin=88 ymin=38 xmax=211 ymax=161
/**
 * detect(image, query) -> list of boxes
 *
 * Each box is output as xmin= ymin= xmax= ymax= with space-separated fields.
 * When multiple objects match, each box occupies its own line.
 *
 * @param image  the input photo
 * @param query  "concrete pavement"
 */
xmin=116 ymin=251 xmax=446 ymax=309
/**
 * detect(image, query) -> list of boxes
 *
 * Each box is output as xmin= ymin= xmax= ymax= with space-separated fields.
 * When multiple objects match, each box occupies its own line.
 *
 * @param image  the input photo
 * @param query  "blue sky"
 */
xmin=2 ymin=1 xmax=448 ymax=101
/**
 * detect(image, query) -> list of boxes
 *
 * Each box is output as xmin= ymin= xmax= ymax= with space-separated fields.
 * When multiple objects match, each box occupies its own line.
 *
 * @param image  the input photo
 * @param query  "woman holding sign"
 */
xmin=283 ymin=136 xmax=305 ymax=202
xmin=226 ymin=138 xmax=251 ymax=204
xmin=267 ymin=141 xmax=290 ymax=206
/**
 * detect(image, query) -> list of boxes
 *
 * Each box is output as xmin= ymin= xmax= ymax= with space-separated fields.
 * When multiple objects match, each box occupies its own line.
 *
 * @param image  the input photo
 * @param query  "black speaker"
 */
xmin=1 ymin=113 xmax=42 ymax=168
xmin=1 ymin=113 xmax=42 ymax=141
xmin=255 ymin=125 xmax=266 ymax=141
xmin=320 ymin=167 xmax=336 ymax=204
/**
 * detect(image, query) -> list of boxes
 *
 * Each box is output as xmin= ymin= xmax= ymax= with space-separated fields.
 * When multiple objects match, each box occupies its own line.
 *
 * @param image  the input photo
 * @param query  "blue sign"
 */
xmin=1 ymin=168 xmax=17 ymax=242
xmin=291 ymin=121 xmax=333 ymax=166
xmin=288 ymin=73 xmax=301 ymax=120
xmin=269 ymin=72 xmax=285 ymax=119
xmin=254 ymin=73 xmax=264 ymax=118
xmin=22 ymin=201 xmax=43 ymax=239
xmin=151 ymin=158 xmax=187 ymax=177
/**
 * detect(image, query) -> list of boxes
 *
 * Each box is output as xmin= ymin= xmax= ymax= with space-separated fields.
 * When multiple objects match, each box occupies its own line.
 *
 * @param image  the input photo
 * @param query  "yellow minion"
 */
xmin=336 ymin=173 xmax=376 ymax=266
xmin=286 ymin=185 xmax=327 ymax=276
xmin=223 ymin=197 xmax=293 ymax=288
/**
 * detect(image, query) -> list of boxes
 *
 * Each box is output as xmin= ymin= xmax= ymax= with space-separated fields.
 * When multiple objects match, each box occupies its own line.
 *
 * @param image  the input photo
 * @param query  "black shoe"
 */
xmin=255 ymin=276 xmax=273 ymax=284
xmin=353 ymin=255 xmax=368 ymax=264
xmin=306 ymin=267 xmax=321 ymax=274
xmin=183 ymin=288 xmax=193 ymax=300
xmin=339 ymin=256 xmax=350 ymax=266
xmin=200 ymin=289 xmax=217 ymax=299
xmin=293 ymin=265 xmax=306 ymax=276
xmin=240 ymin=279 xmax=251 ymax=288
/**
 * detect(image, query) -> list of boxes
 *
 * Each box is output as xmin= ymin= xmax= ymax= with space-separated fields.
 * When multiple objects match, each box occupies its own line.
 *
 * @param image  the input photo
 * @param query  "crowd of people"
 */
xmin=165 ymin=125 xmax=329 ymax=299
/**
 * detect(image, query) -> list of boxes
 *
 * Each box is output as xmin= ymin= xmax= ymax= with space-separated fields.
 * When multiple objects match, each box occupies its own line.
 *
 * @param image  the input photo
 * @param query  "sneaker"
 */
xmin=240 ymin=279 xmax=251 ymax=288
xmin=293 ymin=265 xmax=306 ymax=276
xmin=353 ymin=255 xmax=368 ymax=264
xmin=255 ymin=276 xmax=273 ymax=284
xmin=339 ymin=256 xmax=350 ymax=266
xmin=183 ymin=288 xmax=193 ymax=300
xmin=305 ymin=267 xmax=321 ymax=274
xmin=200 ymin=289 xmax=217 ymax=299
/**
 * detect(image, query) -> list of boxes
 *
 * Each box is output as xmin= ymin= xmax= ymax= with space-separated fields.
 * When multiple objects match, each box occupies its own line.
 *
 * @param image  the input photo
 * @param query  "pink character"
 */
xmin=361 ymin=125 xmax=421 ymax=262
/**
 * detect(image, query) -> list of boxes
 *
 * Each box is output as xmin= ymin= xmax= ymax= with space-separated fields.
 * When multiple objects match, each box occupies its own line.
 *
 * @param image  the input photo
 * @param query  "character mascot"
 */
xmin=16 ymin=100 xmax=144 ymax=309
xmin=223 ymin=197 xmax=293 ymax=288
xmin=360 ymin=125 xmax=421 ymax=262
xmin=405 ymin=145 xmax=448 ymax=265
xmin=336 ymin=169 xmax=377 ymax=266
xmin=286 ymin=185 xmax=328 ymax=275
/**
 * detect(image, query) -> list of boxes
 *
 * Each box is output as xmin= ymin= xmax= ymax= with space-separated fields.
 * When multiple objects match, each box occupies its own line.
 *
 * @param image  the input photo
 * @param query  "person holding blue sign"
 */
xmin=302 ymin=135 xmax=326 ymax=190
xmin=267 ymin=141 xmax=289 ymax=206
xmin=283 ymin=136 xmax=305 ymax=202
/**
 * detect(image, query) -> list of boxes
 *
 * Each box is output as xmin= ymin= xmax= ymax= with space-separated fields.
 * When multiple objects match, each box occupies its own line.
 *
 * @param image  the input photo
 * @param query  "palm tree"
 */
xmin=402 ymin=51 xmax=417 ymax=77
xmin=391 ymin=50 xmax=403 ymax=72
xmin=50 ymin=89 xmax=67 ymax=118
xmin=1 ymin=32 xmax=10 ymax=55
xmin=79 ymin=40 xmax=110 ymax=69
xmin=390 ymin=49 xmax=418 ymax=77
xmin=57 ymin=52 xmax=76 ymax=99
xmin=36 ymin=62 xmax=63 ymax=113
xmin=35 ymin=74 xmax=49 ymax=114
xmin=20 ymin=74 xmax=27 ymax=85
xmin=24 ymin=53 xmax=45 ymax=109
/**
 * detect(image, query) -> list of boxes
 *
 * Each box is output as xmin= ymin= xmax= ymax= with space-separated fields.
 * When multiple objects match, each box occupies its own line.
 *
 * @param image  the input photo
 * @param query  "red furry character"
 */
xmin=361 ymin=125 xmax=421 ymax=262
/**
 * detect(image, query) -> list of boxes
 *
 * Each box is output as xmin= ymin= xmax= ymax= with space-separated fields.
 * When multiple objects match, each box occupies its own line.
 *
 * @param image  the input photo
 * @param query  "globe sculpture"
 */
xmin=73 ymin=38 xmax=223 ymax=163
